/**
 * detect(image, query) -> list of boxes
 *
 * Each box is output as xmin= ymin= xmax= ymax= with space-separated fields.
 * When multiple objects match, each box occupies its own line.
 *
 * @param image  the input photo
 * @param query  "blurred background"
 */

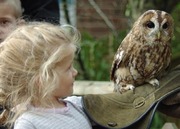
xmin=59 ymin=0 xmax=180 ymax=81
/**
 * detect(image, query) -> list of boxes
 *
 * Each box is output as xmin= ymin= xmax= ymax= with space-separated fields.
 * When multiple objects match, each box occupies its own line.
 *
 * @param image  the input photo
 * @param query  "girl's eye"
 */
xmin=68 ymin=64 xmax=73 ymax=70
xmin=69 ymin=66 xmax=72 ymax=70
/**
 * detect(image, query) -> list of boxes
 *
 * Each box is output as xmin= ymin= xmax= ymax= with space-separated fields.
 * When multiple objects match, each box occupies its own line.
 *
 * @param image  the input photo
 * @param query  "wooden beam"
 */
xmin=73 ymin=81 xmax=114 ymax=95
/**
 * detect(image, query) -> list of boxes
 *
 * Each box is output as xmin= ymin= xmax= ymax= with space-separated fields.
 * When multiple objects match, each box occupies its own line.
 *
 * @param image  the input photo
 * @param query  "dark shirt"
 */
xmin=20 ymin=0 xmax=60 ymax=24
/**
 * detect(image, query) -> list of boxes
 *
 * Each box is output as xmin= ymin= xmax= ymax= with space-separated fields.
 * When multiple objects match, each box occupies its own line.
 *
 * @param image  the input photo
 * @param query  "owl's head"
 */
xmin=133 ymin=10 xmax=174 ymax=43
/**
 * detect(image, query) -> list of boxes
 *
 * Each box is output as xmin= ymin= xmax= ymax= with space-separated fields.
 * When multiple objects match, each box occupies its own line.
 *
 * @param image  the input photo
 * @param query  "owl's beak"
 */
xmin=157 ymin=31 xmax=161 ymax=39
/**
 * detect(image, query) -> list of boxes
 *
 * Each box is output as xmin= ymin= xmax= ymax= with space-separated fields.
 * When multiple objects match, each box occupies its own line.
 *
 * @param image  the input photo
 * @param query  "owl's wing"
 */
xmin=110 ymin=36 xmax=131 ymax=81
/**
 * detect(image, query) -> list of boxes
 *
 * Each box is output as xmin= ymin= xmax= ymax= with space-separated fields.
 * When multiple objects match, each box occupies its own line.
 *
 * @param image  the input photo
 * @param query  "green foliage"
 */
xmin=150 ymin=112 xmax=166 ymax=129
xmin=171 ymin=3 xmax=180 ymax=58
xmin=75 ymin=31 xmax=127 ymax=81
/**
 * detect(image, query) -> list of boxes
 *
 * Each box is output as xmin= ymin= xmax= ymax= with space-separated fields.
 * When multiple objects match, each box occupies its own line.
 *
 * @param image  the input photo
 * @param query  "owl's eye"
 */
xmin=162 ymin=22 xmax=168 ymax=29
xmin=146 ymin=21 xmax=155 ymax=28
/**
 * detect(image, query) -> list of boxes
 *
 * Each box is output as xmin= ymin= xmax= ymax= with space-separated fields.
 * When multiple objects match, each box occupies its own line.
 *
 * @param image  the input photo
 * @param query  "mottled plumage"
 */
xmin=110 ymin=10 xmax=174 ymax=93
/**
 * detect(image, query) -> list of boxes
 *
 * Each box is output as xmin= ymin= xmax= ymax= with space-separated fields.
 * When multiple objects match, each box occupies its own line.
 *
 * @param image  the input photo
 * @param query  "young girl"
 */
xmin=0 ymin=22 xmax=92 ymax=129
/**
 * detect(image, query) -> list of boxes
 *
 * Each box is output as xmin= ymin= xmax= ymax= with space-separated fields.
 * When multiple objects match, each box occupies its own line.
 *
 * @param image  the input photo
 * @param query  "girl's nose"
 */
xmin=73 ymin=68 xmax=78 ymax=77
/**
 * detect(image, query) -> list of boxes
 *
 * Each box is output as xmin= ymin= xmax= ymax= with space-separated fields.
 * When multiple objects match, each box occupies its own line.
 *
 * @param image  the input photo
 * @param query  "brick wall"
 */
xmin=77 ymin=0 xmax=128 ymax=38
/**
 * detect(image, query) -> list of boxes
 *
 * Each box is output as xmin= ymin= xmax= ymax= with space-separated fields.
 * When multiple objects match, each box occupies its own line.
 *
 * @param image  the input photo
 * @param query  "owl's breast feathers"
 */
xmin=111 ymin=34 xmax=171 ymax=85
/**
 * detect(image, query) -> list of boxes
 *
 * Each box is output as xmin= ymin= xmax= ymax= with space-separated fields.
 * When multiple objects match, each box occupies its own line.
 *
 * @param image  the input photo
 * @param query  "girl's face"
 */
xmin=53 ymin=53 xmax=78 ymax=98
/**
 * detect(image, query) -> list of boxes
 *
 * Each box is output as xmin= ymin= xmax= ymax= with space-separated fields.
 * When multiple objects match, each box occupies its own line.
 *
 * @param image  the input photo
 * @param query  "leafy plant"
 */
xmin=75 ymin=31 xmax=127 ymax=81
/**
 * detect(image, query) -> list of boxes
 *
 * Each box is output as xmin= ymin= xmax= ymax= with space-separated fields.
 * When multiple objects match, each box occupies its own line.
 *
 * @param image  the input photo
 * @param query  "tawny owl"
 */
xmin=110 ymin=10 xmax=174 ymax=93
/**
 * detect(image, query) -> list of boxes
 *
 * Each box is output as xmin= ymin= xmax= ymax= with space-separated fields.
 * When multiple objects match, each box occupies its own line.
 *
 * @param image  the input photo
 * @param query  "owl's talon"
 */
xmin=128 ymin=84 xmax=135 ymax=90
xmin=147 ymin=78 xmax=159 ymax=88
xmin=114 ymin=84 xmax=135 ymax=93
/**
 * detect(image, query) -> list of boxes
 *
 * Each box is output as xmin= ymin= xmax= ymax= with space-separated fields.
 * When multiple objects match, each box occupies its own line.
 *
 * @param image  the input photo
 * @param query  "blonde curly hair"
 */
xmin=0 ymin=22 xmax=80 ymax=128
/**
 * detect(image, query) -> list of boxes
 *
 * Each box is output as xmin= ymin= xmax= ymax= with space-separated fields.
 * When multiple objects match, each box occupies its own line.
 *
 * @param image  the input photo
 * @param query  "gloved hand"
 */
xmin=158 ymin=91 xmax=180 ymax=118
